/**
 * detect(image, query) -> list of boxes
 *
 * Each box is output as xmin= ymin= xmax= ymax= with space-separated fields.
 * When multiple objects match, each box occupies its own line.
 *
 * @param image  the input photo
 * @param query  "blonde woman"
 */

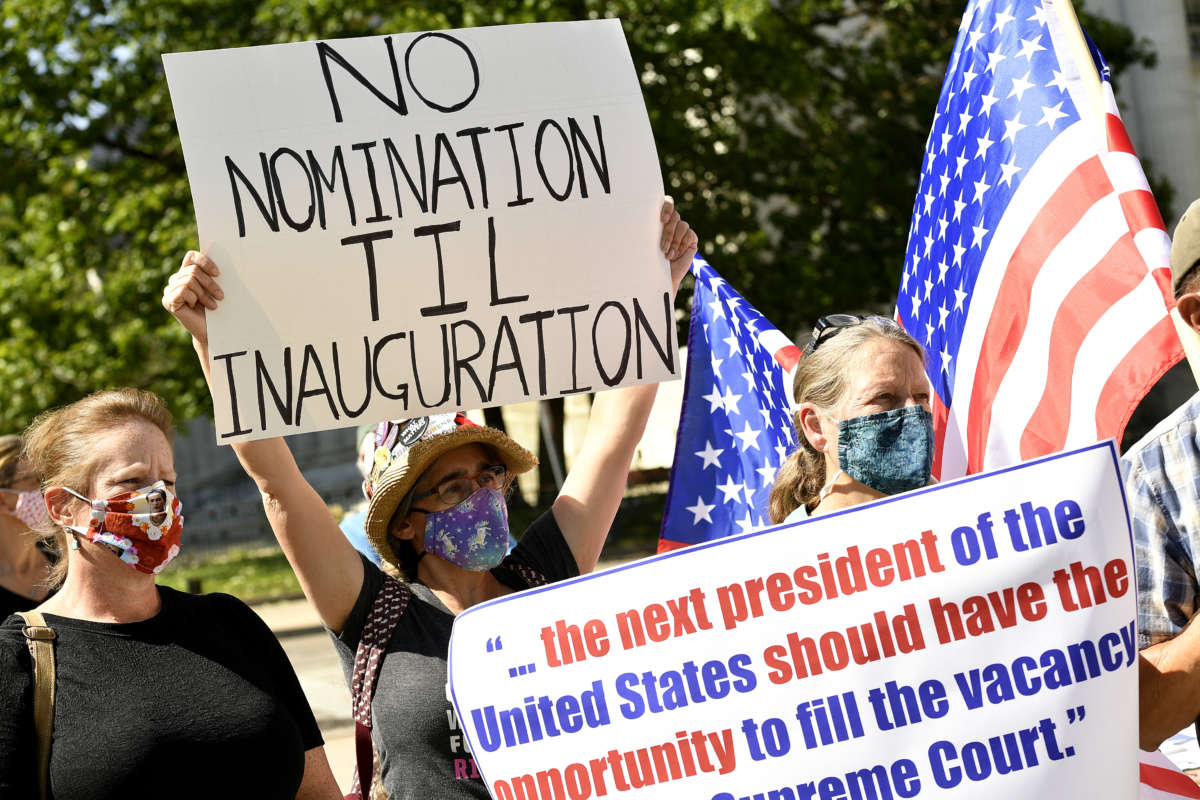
xmin=0 ymin=436 xmax=54 ymax=619
xmin=0 ymin=389 xmax=340 ymax=799
xmin=769 ymin=314 xmax=933 ymax=523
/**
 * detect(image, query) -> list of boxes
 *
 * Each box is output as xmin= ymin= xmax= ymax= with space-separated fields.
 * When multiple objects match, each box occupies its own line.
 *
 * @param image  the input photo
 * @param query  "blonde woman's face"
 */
xmin=86 ymin=421 xmax=176 ymax=502
xmin=831 ymin=338 xmax=931 ymax=424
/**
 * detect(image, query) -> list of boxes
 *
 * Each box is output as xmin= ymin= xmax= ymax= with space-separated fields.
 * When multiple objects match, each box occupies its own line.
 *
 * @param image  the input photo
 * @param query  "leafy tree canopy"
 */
xmin=0 ymin=0 xmax=1155 ymax=432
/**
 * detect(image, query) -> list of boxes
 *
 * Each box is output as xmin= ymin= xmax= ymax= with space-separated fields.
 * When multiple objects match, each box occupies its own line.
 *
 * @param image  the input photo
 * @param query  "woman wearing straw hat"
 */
xmin=163 ymin=200 xmax=698 ymax=799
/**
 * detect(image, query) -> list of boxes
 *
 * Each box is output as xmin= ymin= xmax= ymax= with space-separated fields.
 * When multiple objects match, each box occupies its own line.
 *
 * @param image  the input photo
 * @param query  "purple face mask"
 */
xmin=421 ymin=487 xmax=510 ymax=571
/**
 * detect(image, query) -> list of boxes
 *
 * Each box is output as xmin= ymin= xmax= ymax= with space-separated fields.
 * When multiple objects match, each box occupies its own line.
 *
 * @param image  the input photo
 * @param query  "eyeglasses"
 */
xmin=412 ymin=464 xmax=509 ymax=509
xmin=803 ymin=314 xmax=868 ymax=358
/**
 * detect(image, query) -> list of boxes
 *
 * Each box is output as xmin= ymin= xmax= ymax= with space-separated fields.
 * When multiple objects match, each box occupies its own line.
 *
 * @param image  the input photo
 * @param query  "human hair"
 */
xmin=22 ymin=388 xmax=174 ymax=587
xmin=768 ymin=317 xmax=925 ymax=523
xmin=0 ymin=435 xmax=22 ymax=488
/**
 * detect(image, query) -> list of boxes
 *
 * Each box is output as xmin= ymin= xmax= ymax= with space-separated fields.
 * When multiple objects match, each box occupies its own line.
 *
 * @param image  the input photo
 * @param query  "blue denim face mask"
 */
xmin=837 ymin=406 xmax=934 ymax=495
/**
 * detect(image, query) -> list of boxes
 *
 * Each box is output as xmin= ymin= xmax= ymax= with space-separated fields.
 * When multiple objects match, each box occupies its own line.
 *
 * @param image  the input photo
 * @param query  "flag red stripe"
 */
xmin=1107 ymin=113 xmax=1138 ymax=155
xmin=1120 ymin=188 xmax=1166 ymax=233
xmin=965 ymin=156 xmax=1112 ymax=472
xmin=1140 ymin=761 xmax=1200 ymax=798
xmin=1154 ymin=267 xmax=1177 ymax=307
xmin=1095 ymin=315 xmax=1183 ymax=442
xmin=657 ymin=538 xmax=691 ymax=554
xmin=1018 ymin=232 xmax=1146 ymax=459
xmin=774 ymin=344 xmax=801 ymax=373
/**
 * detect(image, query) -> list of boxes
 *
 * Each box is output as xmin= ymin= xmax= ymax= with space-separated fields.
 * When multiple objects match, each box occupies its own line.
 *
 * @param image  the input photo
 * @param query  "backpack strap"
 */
xmin=346 ymin=576 xmax=410 ymax=800
xmin=17 ymin=610 xmax=55 ymax=800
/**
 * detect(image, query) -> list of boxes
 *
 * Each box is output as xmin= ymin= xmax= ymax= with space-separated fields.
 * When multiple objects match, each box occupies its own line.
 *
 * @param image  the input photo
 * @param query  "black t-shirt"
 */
xmin=0 ymin=548 xmax=58 ymax=621
xmin=0 ymin=584 xmax=42 ymax=623
xmin=332 ymin=509 xmax=579 ymax=800
xmin=0 ymin=587 xmax=323 ymax=799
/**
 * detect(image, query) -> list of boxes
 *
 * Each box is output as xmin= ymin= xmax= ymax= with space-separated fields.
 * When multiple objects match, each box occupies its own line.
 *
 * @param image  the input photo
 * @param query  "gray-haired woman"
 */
xmin=769 ymin=314 xmax=934 ymax=524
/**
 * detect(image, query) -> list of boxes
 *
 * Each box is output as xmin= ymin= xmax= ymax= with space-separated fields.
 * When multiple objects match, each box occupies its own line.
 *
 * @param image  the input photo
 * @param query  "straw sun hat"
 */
xmin=362 ymin=412 xmax=537 ymax=574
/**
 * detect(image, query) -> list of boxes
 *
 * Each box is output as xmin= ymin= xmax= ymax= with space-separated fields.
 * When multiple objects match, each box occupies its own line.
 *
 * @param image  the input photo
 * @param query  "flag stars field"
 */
xmin=661 ymin=258 xmax=798 ymax=541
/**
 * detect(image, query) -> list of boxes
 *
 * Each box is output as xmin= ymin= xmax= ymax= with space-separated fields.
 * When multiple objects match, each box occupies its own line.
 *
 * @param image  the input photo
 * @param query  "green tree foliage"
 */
xmin=0 ymin=0 xmax=1155 ymax=433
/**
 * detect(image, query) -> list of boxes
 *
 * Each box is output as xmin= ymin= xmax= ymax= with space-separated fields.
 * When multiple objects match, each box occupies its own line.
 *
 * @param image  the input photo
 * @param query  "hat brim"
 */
xmin=364 ymin=426 xmax=537 ymax=573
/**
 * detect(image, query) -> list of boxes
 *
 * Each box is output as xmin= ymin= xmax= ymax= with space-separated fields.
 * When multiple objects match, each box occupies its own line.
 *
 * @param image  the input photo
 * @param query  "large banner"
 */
xmin=164 ymin=21 xmax=672 ymax=442
xmin=449 ymin=442 xmax=1137 ymax=798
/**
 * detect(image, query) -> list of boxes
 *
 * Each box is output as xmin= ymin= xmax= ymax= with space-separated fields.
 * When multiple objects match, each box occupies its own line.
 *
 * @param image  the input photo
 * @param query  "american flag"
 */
xmin=897 ymin=0 xmax=1181 ymax=480
xmin=903 ymin=2 xmax=1192 ymax=796
xmin=657 ymin=256 xmax=800 ymax=552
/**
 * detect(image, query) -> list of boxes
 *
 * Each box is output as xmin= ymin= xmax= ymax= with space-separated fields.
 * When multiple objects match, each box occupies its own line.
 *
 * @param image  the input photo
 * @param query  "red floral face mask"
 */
xmin=62 ymin=481 xmax=183 ymax=574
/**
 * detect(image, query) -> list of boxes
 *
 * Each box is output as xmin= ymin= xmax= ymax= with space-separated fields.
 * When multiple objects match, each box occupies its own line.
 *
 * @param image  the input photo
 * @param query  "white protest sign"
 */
xmin=449 ymin=442 xmax=1137 ymax=799
xmin=163 ymin=21 xmax=672 ymax=443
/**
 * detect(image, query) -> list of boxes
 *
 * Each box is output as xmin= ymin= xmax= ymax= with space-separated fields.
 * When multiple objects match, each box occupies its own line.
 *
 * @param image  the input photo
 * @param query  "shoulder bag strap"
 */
xmin=17 ymin=610 xmax=56 ymax=800
xmin=506 ymin=562 xmax=550 ymax=589
xmin=346 ymin=577 xmax=410 ymax=800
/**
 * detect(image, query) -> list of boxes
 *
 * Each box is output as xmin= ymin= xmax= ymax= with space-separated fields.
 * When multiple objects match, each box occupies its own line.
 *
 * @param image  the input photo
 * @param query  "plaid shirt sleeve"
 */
xmin=1127 ymin=437 xmax=1200 ymax=649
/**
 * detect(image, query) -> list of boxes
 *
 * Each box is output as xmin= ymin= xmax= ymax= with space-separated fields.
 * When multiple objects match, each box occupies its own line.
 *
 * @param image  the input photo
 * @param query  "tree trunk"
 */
xmin=537 ymin=398 xmax=566 ymax=506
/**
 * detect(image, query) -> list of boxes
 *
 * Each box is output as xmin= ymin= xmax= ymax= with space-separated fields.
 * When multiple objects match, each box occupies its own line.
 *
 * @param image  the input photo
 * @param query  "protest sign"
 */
xmin=163 ymin=21 xmax=672 ymax=442
xmin=449 ymin=441 xmax=1137 ymax=799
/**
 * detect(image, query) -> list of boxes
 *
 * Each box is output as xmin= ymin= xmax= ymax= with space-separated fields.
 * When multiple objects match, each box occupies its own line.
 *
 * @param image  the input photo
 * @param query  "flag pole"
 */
xmin=1053 ymin=0 xmax=1105 ymax=117
xmin=1057 ymin=0 xmax=1200 ymax=389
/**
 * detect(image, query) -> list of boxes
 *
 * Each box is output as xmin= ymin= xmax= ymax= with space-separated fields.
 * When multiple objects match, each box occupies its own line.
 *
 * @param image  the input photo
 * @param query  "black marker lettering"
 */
xmin=518 ymin=309 xmax=554 ymax=395
xmin=269 ymin=148 xmax=316 ymax=232
xmin=568 ymin=115 xmax=611 ymax=197
xmin=487 ymin=315 xmax=529 ymax=399
xmin=431 ymin=133 xmax=474 ymax=214
xmin=214 ymin=350 xmax=253 ymax=437
xmin=488 ymin=216 xmax=529 ymax=307
xmin=296 ymin=344 xmax=340 ymax=424
xmin=451 ymin=319 xmax=487 ymax=407
xmin=317 ymin=38 xmax=407 ymax=123
xmin=404 ymin=33 xmax=480 ymax=113
xmin=557 ymin=305 xmax=592 ymax=394
xmin=411 ymin=324 xmax=452 ymax=408
xmin=383 ymin=135 xmax=429 ymax=216
xmin=308 ymin=146 xmax=357 ymax=228
xmin=352 ymin=141 xmax=391 ymax=223
xmin=255 ymin=348 xmax=294 ymax=429
xmin=333 ymin=337 xmax=373 ymax=418
xmin=535 ymin=119 xmax=574 ymax=201
xmin=341 ymin=229 xmax=394 ymax=322
xmin=633 ymin=292 xmax=675 ymax=378
xmin=495 ymin=122 xmax=532 ymax=208
xmin=455 ymin=126 xmax=491 ymax=209
xmin=372 ymin=332 xmax=409 ymax=404
xmin=226 ymin=154 xmax=278 ymax=237
xmin=592 ymin=300 xmax=631 ymax=386
xmin=415 ymin=221 xmax=468 ymax=317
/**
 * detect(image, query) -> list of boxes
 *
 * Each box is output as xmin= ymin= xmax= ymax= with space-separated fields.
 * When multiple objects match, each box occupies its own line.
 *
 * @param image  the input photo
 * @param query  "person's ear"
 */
xmin=389 ymin=511 xmax=418 ymax=542
xmin=43 ymin=486 xmax=80 ymax=529
xmin=798 ymin=403 xmax=831 ymax=454
xmin=1179 ymin=292 xmax=1200 ymax=335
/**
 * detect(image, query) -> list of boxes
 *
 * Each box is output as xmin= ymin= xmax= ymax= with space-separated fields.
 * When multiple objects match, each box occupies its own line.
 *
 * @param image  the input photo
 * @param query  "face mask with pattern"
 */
xmin=61 ymin=481 xmax=184 ymax=574
xmin=420 ymin=487 xmax=510 ymax=571
xmin=1 ymin=489 xmax=53 ymax=532
xmin=836 ymin=406 xmax=934 ymax=495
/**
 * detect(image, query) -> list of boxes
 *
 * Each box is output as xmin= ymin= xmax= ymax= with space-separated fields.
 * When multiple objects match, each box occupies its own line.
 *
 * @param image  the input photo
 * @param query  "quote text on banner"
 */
xmin=163 ymin=20 xmax=672 ymax=442
xmin=449 ymin=442 xmax=1137 ymax=799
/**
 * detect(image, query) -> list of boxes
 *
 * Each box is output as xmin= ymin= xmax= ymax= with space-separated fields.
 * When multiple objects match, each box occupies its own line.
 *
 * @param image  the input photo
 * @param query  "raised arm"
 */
xmin=553 ymin=199 xmax=698 ymax=572
xmin=163 ymin=253 xmax=363 ymax=633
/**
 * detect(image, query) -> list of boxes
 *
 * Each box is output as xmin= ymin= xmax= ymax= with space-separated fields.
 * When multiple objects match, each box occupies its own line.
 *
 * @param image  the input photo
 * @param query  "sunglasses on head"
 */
xmin=802 ymin=314 xmax=868 ymax=359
